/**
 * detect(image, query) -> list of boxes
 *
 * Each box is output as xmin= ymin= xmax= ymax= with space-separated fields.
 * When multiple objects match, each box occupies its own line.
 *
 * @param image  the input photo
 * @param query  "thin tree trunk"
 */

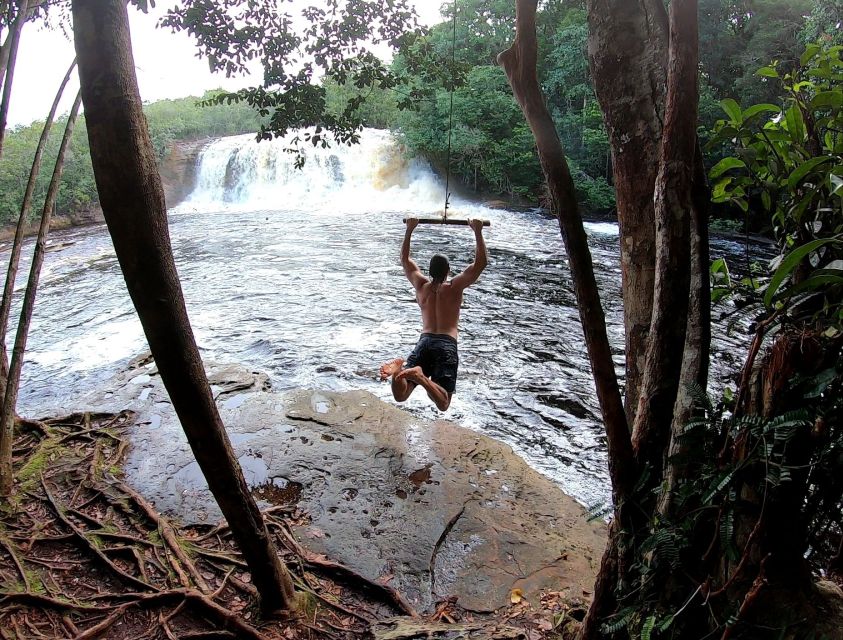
xmin=0 ymin=91 xmax=81 ymax=497
xmin=630 ymin=0 xmax=699 ymax=475
xmin=659 ymin=142 xmax=711 ymax=516
xmin=498 ymin=0 xmax=634 ymax=503
xmin=0 ymin=34 xmax=11 ymax=90
xmin=71 ymin=0 xmax=297 ymax=613
xmin=586 ymin=0 xmax=668 ymax=426
xmin=0 ymin=0 xmax=31 ymax=161
xmin=0 ymin=58 xmax=76 ymax=403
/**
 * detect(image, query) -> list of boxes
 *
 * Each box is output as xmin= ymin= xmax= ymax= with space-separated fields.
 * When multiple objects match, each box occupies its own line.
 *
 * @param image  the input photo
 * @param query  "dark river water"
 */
xmin=6 ymin=130 xmax=770 ymax=507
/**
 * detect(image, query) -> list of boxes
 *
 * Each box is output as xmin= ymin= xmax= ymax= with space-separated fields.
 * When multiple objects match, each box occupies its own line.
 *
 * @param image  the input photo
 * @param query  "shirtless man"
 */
xmin=379 ymin=217 xmax=488 ymax=411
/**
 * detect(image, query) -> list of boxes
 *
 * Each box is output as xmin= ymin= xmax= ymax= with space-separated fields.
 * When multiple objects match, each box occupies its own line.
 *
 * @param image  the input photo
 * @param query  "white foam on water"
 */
xmin=28 ymin=316 xmax=145 ymax=372
xmin=584 ymin=221 xmax=620 ymax=236
xmin=175 ymin=129 xmax=445 ymax=215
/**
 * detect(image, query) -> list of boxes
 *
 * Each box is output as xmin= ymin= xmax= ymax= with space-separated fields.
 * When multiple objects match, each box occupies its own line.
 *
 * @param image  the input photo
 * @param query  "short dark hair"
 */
xmin=429 ymin=254 xmax=450 ymax=283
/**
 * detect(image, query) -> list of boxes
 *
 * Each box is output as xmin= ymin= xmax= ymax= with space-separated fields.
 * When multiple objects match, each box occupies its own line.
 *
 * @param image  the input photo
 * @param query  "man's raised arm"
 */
xmin=452 ymin=218 xmax=488 ymax=290
xmin=401 ymin=218 xmax=427 ymax=290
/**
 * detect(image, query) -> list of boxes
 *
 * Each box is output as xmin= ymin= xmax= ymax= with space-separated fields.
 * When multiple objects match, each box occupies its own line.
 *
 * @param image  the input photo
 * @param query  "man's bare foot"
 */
xmin=379 ymin=358 xmax=404 ymax=380
xmin=395 ymin=365 xmax=425 ymax=384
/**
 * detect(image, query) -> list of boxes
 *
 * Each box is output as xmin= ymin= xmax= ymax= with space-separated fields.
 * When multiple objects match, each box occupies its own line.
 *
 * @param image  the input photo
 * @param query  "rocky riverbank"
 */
xmin=82 ymin=355 xmax=607 ymax=614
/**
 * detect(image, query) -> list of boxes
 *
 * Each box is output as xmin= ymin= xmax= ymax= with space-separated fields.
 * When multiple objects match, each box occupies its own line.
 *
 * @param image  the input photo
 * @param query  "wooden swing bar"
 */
xmin=404 ymin=217 xmax=490 ymax=226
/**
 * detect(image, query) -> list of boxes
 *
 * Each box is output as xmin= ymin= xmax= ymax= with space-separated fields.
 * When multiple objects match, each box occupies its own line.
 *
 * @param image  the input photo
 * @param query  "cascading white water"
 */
xmin=182 ymin=128 xmax=444 ymax=213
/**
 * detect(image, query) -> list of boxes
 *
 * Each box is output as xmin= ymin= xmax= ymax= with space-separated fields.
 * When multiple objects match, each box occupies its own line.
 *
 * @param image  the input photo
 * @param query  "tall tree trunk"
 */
xmin=498 ymin=0 xmax=634 ymax=504
xmin=586 ymin=0 xmax=668 ymax=426
xmin=0 ymin=91 xmax=81 ymax=497
xmin=71 ymin=0 xmax=297 ymax=613
xmin=0 ymin=0 xmax=31 ymax=161
xmin=581 ymin=3 xmax=699 ymax=637
xmin=0 ymin=58 xmax=76 ymax=403
xmin=630 ymin=0 xmax=698 ymax=477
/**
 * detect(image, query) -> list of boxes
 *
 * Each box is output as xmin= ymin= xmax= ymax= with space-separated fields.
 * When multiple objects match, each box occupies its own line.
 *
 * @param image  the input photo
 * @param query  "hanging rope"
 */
xmin=443 ymin=0 xmax=458 ymax=221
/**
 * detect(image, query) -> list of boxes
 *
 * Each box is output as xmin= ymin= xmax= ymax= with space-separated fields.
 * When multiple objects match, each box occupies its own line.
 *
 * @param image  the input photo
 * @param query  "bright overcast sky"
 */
xmin=10 ymin=1 xmax=445 ymax=128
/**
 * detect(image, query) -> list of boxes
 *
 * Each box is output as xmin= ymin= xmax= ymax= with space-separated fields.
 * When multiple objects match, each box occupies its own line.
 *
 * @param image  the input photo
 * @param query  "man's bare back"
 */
xmin=416 ymin=280 xmax=463 ymax=339
xmin=379 ymin=217 xmax=488 ymax=411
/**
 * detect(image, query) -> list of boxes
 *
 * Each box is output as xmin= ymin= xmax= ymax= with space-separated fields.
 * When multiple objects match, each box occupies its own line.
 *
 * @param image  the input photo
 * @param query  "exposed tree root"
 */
xmin=40 ymin=474 xmax=158 ymax=593
xmin=0 ymin=412 xmax=422 ymax=639
xmin=270 ymin=514 xmax=419 ymax=618
xmin=0 ymin=411 xmax=565 ymax=639
xmin=72 ymin=589 xmax=270 ymax=640
xmin=115 ymin=479 xmax=211 ymax=593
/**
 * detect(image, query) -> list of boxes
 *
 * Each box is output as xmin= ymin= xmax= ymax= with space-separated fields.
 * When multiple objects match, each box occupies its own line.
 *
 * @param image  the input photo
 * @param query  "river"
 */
xmin=6 ymin=129 xmax=769 ymax=507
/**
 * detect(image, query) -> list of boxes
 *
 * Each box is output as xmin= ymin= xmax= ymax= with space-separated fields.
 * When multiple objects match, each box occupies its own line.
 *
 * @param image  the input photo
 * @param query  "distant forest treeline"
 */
xmin=0 ymin=93 xmax=264 ymax=227
xmin=390 ymin=0 xmax=842 ymax=220
xmin=2 ymin=0 xmax=840 ymax=228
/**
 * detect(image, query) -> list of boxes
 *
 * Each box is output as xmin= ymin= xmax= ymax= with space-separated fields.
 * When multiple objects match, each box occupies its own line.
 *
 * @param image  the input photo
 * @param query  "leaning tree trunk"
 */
xmin=498 ymin=0 xmax=634 ymax=504
xmin=499 ymin=9 xmax=638 ymax=637
xmin=71 ymin=0 xmax=297 ymax=613
xmin=0 ymin=0 xmax=31 ymax=161
xmin=0 ymin=91 xmax=81 ymax=497
xmin=586 ymin=0 xmax=668 ymax=426
xmin=0 ymin=58 xmax=76 ymax=402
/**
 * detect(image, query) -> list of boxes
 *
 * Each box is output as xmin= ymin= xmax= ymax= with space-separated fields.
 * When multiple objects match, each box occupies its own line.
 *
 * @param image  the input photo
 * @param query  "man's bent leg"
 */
xmin=380 ymin=358 xmax=417 ymax=402
xmin=398 ymin=366 xmax=451 ymax=411
xmin=391 ymin=376 xmax=417 ymax=402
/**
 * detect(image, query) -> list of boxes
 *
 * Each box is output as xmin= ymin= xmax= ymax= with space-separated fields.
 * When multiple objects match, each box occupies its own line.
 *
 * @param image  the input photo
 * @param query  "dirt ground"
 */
xmin=0 ymin=412 xmax=589 ymax=639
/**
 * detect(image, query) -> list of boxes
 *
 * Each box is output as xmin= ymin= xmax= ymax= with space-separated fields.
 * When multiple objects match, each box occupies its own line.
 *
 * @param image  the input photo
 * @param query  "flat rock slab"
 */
xmin=83 ymin=359 xmax=606 ymax=613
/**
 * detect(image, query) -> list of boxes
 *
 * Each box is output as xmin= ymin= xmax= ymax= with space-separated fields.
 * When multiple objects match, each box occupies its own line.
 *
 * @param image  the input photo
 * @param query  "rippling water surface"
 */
xmin=7 ymin=130 xmax=770 ymax=506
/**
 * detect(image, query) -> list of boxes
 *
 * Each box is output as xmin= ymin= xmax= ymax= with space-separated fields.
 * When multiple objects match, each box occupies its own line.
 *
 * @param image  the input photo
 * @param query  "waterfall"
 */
xmin=181 ymin=129 xmax=444 ymax=213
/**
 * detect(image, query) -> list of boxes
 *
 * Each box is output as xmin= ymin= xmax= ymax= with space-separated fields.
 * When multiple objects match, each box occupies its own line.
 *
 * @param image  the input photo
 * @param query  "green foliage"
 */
xmin=708 ymin=42 xmax=843 ymax=331
xmin=162 ymin=0 xmax=423 ymax=150
xmin=396 ymin=2 xmax=614 ymax=210
xmin=0 ymin=92 xmax=265 ymax=226
xmin=611 ymin=363 xmax=842 ymax=638
xmin=323 ymin=77 xmax=398 ymax=130
xmin=396 ymin=64 xmax=544 ymax=199
xmin=699 ymin=0 xmax=816 ymax=107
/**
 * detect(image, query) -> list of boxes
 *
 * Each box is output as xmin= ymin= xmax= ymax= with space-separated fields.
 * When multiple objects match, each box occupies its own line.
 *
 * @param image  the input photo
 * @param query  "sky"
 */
xmin=9 ymin=1 xmax=445 ymax=128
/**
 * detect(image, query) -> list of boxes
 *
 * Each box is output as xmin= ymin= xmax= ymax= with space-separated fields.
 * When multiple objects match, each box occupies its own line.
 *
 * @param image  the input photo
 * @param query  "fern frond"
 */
xmin=657 ymin=614 xmax=675 ymax=633
xmin=763 ymin=410 xmax=810 ymax=438
xmin=601 ymin=607 xmax=637 ymax=635
xmin=719 ymin=508 xmax=735 ymax=555
xmin=703 ymin=470 xmax=735 ymax=503
xmin=688 ymin=382 xmax=714 ymax=414
xmin=641 ymin=614 xmax=657 ymax=640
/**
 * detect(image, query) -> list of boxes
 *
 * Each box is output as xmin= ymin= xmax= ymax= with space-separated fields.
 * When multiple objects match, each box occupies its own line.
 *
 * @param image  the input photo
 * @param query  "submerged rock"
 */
xmin=85 ymin=359 xmax=606 ymax=613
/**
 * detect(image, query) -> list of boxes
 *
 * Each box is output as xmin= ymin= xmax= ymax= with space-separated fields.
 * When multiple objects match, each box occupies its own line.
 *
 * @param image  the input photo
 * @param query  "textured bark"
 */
xmin=0 ymin=0 xmax=30 ymax=161
xmin=0 ymin=58 xmax=76 ymax=402
xmin=659 ymin=142 xmax=711 ymax=515
xmin=498 ymin=0 xmax=634 ymax=502
xmin=581 ymin=3 xmax=699 ymax=637
xmin=71 ymin=0 xmax=296 ymax=613
xmin=630 ymin=0 xmax=698 ymax=475
xmin=0 ymin=92 xmax=81 ymax=497
xmin=586 ymin=0 xmax=668 ymax=425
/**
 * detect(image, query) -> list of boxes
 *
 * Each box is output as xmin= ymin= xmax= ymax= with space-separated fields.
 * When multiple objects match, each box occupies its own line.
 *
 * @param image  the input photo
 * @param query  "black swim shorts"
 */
xmin=404 ymin=333 xmax=459 ymax=394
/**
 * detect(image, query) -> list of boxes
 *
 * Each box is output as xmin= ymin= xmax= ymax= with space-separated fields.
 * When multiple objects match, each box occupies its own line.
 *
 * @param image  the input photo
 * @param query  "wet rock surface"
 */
xmin=83 ymin=358 xmax=606 ymax=613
